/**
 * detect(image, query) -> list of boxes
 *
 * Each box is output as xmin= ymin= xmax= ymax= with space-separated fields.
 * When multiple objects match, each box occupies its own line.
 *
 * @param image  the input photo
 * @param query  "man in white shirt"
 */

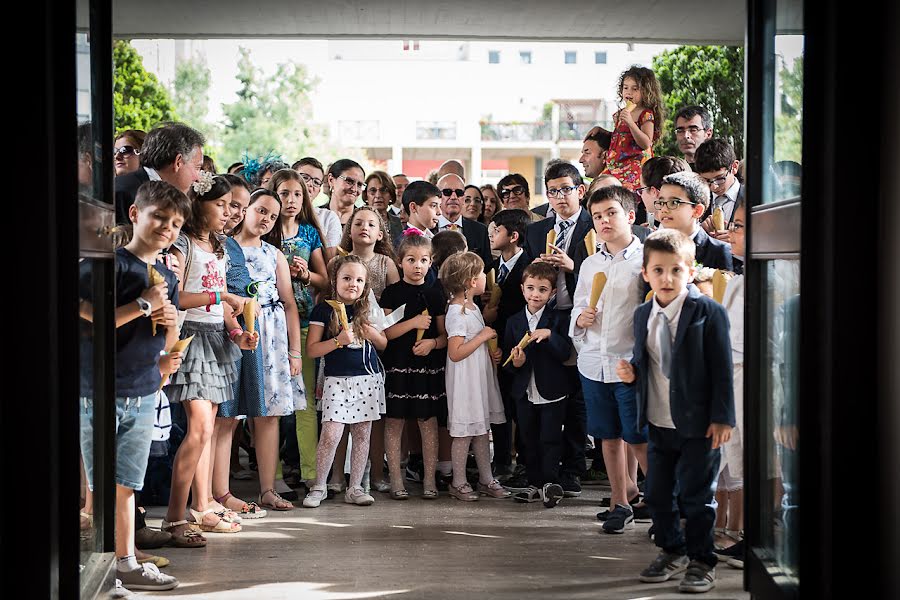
xmin=436 ymin=173 xmax=492 ymax=268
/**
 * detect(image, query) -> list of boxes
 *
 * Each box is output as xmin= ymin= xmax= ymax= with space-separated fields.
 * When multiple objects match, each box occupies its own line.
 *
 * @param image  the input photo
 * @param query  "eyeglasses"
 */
xmin=702 ymin=173 xmax=730 ymax=187
xmin=368 ymin=186 xmax=389 ymax=195
xmin=546 ymin=185 xmax=579 ymax=199
xmin=674 ymin=126 xmax=705 ymax=136
xmin=653 ymin=199 xmax=698 ymax=210
xmin=635 ymin=185 xmax=651 ymax=194
xmin=499 ymin=185 xmax=525 ymax=198
xmin=441 ymin=188 xmax=465 ymax=198
xmin=298 ymin=173 xmax=323 ymax=187
xmin=338 ymin=175 xmax=366 ymax=191
xmin=114 ymin=145 xmax=140 ymax=158
xmin=464 ymin=196 xmax=483 ymax=205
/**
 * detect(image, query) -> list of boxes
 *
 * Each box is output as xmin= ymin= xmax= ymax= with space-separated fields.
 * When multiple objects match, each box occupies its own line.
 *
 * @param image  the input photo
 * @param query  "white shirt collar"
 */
xmin=554 ymin=207 xmax=581 ymax=228
xmin=501 ymin=248 xmax=524 ymax=271
xmin=720 ymin=178 xmax=741 ymax=203
xmin=526 ymin=304 xmax=546 ymax=327
xmin=650 ymin=287 xmax=690 ymax=321
xmin=690 ymin=222 xmax=702 ymax=240
xmin=600 ymin=235 xmax=641 ymax=260
xmin=144 ymin=166 xmax=161 ymax=181
xmin=438 ymin=215 xmax=464 ymax=229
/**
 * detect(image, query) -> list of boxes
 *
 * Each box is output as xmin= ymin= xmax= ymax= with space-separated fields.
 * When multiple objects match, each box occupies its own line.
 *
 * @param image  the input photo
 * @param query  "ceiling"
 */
xmin=105 ymin=0 xmax=745 ymax=44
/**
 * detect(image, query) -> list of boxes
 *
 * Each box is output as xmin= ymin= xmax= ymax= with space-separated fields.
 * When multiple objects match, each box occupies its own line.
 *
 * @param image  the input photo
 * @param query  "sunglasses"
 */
xmin=114 ymin=145 xmax=140 ymax=158
xmin=441 ymin=188 xmax=465 ymax=198
xmin=499 ymin=185 xmax=525 ymax=198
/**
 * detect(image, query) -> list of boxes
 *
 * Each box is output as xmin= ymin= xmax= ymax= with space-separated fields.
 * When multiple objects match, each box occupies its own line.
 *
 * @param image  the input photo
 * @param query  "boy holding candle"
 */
xmin=571 ymin=186 xmax=650 ymax=533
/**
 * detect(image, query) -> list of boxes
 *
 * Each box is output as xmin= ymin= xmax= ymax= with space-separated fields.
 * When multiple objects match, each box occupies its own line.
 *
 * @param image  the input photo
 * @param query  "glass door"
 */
xmin=745 ymin=0 xmax=803 ymax=597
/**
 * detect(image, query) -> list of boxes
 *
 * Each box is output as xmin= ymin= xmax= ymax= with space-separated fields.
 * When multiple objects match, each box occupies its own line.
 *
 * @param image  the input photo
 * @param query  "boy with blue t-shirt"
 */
xmin=617 ymin=229 xmax=735 ymax=594
xmin=79 ymin=181 xmax=190 ymax=591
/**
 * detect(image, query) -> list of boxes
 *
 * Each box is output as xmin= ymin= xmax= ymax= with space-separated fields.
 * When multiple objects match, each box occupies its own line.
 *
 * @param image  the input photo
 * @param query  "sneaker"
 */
xmin=541 ymin=483 xmax=564 ymax=508
xmin=599 ymin=493 xmax=640 ymax=507
xmin=435 ymin=471 xmax=452 ymax=491
xmin=639 ymin=551 xmax=690 ymax=583
xmin=560 ymin=477 xmax=582 ymax=497
xmin=344 ymin=486 xmax=375 ymax=506
xmin=726 ymin=555 xmax=744 ymax=570
xmin=501 ymin=473 xmax=531 ymax=492
xmin=581 ymin=467 xmax=609 ymax=485
xmin=678 ymin=561 xmax=716 ymax=593
xmin=302 ymin=486 xmax=327 ymax=508
xmin=596 ymin=509 xmax=612 ymax=521
xmin=512 ymin=486 xmax=541 ymax=503
xmin=602 ymin=504 xmax=635 ymax=534
xmin=648 ymin=524 xmax=656 ymax=541
xmin=717 ymin=540 xmax=744 ymax=568
xmin=405 ymin=457 xmax=425 ymax=483
xmin=372 ymin=479 xmax=391 ymax=493
xmin=632 ymin=503 xmax=652 ymax=521
xmin=117 ymin=563 xmax=179 ymax=591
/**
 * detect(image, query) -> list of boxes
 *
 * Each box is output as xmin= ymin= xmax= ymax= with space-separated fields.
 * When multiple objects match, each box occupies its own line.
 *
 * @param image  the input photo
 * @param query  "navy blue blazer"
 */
xmin=631 ymin=285 xmax=736 ymax=438
xmin=491 ymin=253 xmax=529 ymax=346
xmin=114 ymin=167 xmax=151 ymax=225
xmin=502 ymin=307 xmax=575 ymax=400
xmin=523 ymin=209 xmax=593 ymax=302
xmin=694 ymin=227 xmax=734 ymax=271
xmin=432 ymin=217 xmax=493 ymax=272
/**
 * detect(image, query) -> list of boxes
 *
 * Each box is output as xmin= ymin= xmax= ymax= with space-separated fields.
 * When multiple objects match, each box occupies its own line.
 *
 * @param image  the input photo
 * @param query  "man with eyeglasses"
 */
xmin=694 ymin=139 xmax=742 ymax=237
xmin=436 ymin=173 xmax=492 ymax=268
xmin=114 ymin=122 xmax=205 ymax=225
xmin=673 ymin=105 xmax=713 ymax=168
xmin=498 ymin=173 xmax=545 ymax=222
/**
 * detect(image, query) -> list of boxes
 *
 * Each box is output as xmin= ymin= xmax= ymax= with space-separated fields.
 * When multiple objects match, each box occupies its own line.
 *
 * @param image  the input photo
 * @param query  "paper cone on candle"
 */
xmin=712 ymin=270 xmax=729 ymax=304
xmin=712 ymin=207 xmax=726 ymax=231
xmin=336 ymin=246 xmax=350 ymax=257
xmin=645 ymin=290 xmax=655 ymax=302
xmin=488 ymin=338 xmax=498 ymax=354
xmin=486 ymin=286 xmax=503 ymax=310
xmin=589 ymin=271 xmax=607 ymax=308
xmin=545 ymin=229 xmax=557 ymax=255
xmin=502 ymin=332 xmax=534 ymax=367
xmin=487 ymin=268 xmax=496 ymax=289
xmin=148 ymin=265 xmax=166 ymax=336
xmin=584 ymin=229 xmax=597 ymax=256
xmin=416 ymin=309 xmax=429 ymax=342
xmin=243 ymin=298 xmax=258 ymax=335
xmin=159 ymin=335 xmax=194 ymax=390
xmin=326 ymin=300 xmax=351 ymax=333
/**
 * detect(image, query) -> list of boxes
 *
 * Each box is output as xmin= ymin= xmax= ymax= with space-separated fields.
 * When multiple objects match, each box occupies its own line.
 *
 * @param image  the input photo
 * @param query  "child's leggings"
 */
xmin=315 ymin=421 xmax=373 ymax=489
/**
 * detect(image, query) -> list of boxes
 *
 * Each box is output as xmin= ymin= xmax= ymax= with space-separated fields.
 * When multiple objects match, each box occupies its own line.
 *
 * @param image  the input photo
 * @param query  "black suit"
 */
xmin=523 ymin=209 xmax=593 ymax=308
xmin=436 ymin=217 xmax=492 ymax=271
xmin=532 ymin=203 xmax=551 ymax=219
xmin=693 ymin=227 xmax=734 ymax=271
xmin=114 ymin=168 xmax=151 ymax=225
xmin=502 ymin=307 xmax=575 ymax=487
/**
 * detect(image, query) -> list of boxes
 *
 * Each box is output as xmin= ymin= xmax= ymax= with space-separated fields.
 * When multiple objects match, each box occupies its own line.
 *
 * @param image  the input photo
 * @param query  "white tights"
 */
xmin=315 ymin=421 xmax=373 ymax=490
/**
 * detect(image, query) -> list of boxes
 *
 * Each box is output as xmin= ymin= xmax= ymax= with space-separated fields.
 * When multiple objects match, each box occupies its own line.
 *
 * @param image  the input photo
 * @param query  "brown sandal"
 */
xmin=259 ymin=489 xmax=294 ymax=511
xmin=161 ymin=519 xmax=207 ymax=548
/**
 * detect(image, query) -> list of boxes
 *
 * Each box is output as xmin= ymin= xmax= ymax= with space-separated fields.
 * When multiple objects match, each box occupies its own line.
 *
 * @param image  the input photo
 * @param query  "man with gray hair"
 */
xmin=435 ymin=172 xmax=492 ymax=268
xmin=437 ymin=159 xmax=466 ymax=181
xmin=114 ymin=122 xmax=205 ymax=224
xmin=673 ymin=105 xmax=713 ymax=168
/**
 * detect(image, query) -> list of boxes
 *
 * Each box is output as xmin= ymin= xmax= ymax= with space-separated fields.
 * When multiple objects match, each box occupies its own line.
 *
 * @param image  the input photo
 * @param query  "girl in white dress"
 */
xmin=439 ymin=252 xmax=510 ymax=501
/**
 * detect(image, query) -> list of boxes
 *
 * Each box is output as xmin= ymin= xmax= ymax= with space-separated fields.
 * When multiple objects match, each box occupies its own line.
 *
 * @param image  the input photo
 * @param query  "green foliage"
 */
xmin=113 ymin=41 xmax=177 ymax=134
xmin=775 ymin=56 xmax=803 ymax=163
xmin=171 ymin=56 xmax=223 ymax=163
xmin=220 ymin=48 xmax=335 ymax=166
xmin=652 ymin=45 xmax=745 ymax=157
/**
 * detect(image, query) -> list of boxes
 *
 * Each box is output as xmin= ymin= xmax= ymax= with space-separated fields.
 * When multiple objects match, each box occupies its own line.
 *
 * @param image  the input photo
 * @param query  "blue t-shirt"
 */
xmin=308 ymin=302 xmax=383 ymax=377
xmin=79 ymin=248 xmax=180 ymax=397
xmin=281 ymin=224 xmax=323 ymax=326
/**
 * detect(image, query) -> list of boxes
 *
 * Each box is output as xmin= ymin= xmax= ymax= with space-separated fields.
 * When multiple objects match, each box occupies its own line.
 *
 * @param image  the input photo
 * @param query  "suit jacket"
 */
xmin=435 ymin=217 xmax=492 ymax=271
xmin=502 ymin=307 xmax=575 ymax=400
xmin=491 ymin=253 xmax=529 ymax=346
xmin=694 ymin=227 xmax=734 ymax=271
xmin=523 ymin=209 xmax=593 ymax=304
xmin=114 ymin=167 xmax=151 ymax=225
xmin=532 ymin=203 xmax=551 ymax=219
xmin=631 ymin=285 xmax=736 ymax=438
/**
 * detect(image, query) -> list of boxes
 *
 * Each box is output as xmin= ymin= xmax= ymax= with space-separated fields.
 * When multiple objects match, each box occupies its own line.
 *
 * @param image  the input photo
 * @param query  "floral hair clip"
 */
xmin=402 ymin=228 xmax=424 ymax=237
xmin=192 ymin=170 xmax=215 ymax=195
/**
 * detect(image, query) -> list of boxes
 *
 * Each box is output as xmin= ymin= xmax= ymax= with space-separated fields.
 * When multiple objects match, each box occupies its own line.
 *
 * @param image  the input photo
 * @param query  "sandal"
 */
xmin=389 ymin=488 xmax=409 ymax=501
xmin=161 ymin=519 xmax=207 ymax=548
xmin=206 ymin=498 xmax=242 ymax=524
xmin=80 ymin=511 xmax=93 ymax=530
xmin=215 ymin=492 xmax=267 ymax=519
xmin=421 ymin=489 xmax=439 ymax=500
xmin=188 ymin=508 xmax=242 ymax=533
xmin=259 ymin=489 xmax=295 ymax=511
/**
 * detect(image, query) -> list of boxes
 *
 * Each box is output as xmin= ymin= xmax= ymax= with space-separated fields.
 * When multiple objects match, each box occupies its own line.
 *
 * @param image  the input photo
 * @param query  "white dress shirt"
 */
xmin=551 ymin=208 xmax=582 ymax=310
xmin=570 ymin=236 xmax=645 ymax=382
xmin=499 ymin=248 xmax=524 ymax=280
xmin=314 ymin=207 xmax=343 ymax=248
xmin=646 ymin=288 xmax=690 ymax=429
xmin=525 ymin=306 xmax=564 ymax=405
xmin=437 ymin=215 xmax=464 ymax=231
xmin=144 ymin=167 xmax=161 ymax=181
xmin=712 ymin=179 xmax=741 ymax=224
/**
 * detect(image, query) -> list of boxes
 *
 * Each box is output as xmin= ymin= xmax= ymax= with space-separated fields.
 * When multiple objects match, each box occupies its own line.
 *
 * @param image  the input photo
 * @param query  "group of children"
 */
xmin=82 ymin=62 xmax=748 ymax=595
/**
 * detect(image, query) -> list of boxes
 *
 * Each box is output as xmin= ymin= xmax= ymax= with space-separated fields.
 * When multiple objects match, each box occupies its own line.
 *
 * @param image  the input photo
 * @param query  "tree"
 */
xmin=775 ymin=55 xmax=803 ymax=163
xmin=172 ymin=55 xmax=211 ymax=132
xmin=220 ymin=47 xmax=335 ymax=165
xmin=652 ymin=46 xmax=745 ymax=157
xmin=113 ymin=41 xmax=178 ymax=133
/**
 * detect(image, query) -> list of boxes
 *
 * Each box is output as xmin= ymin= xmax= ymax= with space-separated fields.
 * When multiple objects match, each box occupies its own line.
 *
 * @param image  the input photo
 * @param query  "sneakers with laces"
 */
xmin=639 ymin=551 xmax=690 ymax=583
xmin=344 ymin=486 xmax=375 ymax=506
xmin=678 ymin=560 xmax=716 ymax=593
xmin=302 ymin=486 xmax=327 ymax=508
xmin=117 ymin=563 xmax=179 ymax=591
xmin=560 ymin=476 xmax=582 ymax=497
xmin=602 ymin=504 xmax=635 ymax=534
xmin=512 ymin=486 xmax=541 ymax=503
xmin=541 ymin=483 xmax=565 ymax=508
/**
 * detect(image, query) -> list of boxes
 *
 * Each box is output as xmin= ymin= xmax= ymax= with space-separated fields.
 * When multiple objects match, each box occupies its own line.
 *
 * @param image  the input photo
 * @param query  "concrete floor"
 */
xmin=140 ymin=479 xmax=749 ymax=600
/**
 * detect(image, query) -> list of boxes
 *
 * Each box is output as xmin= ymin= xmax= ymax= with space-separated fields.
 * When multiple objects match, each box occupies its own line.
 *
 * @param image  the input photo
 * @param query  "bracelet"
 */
xmin=288 ymin=351 xmax=302 ymax=359
xmin=229 ymin=328 xmax=243 ymax=340
xmin=333 ymin=337 xmax=343 ymax=348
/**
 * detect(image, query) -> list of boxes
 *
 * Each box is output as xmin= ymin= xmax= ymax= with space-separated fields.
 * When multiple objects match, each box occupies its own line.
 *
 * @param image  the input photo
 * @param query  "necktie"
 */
xmin=657 ymin=312 xmax=672 ymax=378
xmin=556 ymin=220 xmax=573 ymax=251
xmin=498 ymin=263 xmax=509 ymax=284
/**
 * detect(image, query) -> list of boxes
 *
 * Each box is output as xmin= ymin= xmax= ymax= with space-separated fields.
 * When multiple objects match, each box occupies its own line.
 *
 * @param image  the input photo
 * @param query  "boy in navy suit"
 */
xmin=483 ymin=208 xmax=533 ymax=485
xmin=616 ymin=229 xmax=735 ymax=594
xmin=654 ymin=171 xmax=733 ymax=271
xmin=502 ymin=263 xmax=575 ymax=507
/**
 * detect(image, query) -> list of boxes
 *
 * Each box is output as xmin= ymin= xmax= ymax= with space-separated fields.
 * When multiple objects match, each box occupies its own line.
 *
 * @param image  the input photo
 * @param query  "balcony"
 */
xmin=558 ymin=120 xmax=613 ymax=141
xmin=416 ymin=121 xmax=457 ymax=140
xmin=481 ymin=121 xmax=551 ymax=142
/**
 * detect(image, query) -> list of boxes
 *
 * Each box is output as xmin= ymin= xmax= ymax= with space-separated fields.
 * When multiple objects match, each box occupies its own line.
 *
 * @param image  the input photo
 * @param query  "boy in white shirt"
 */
xmin=571 ymin=186 xmax=649 ymax=534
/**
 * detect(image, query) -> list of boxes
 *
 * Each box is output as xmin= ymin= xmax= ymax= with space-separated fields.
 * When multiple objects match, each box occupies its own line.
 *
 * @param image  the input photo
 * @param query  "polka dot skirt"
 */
xmin=320 ymin=374 xmax=386 ymax=424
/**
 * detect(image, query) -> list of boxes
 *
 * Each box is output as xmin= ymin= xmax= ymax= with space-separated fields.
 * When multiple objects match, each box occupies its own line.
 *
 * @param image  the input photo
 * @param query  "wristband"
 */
xmin=229 ymin=328 xmax=243 ymax=340
xmin=216 ymin=291 xmax=222 ymax=305
xmin=288 ymin=351 xmax=302 ymax=359
xmin=333 ymin=337 xmax=343 ymax=348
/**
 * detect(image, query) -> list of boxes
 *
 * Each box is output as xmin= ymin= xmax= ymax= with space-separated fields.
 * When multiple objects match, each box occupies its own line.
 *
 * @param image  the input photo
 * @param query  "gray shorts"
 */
xmin=80 ymin=393 xmax=156 ymax=490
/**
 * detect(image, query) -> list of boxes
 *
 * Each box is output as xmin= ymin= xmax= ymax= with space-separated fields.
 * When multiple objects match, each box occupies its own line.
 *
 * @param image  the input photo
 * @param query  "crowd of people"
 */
xmin=80 ymin=64 xmax=791 ymax=594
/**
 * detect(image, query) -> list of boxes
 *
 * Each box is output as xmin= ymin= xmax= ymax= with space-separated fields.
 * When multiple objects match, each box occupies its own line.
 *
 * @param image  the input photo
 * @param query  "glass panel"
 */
xmin=759 ymin=259 xmax=801 ymax=582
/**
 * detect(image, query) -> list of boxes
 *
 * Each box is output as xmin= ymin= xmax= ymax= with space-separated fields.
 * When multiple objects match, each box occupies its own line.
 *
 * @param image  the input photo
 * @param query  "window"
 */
xmin=519 ymin=51 xmax=532 ymax=64
xmin=564 ymin=51 xmax=577 ymax=64
xmin=416 ymin=121 xmax=457 ymax=140
xmin=488 ymin=50 xmax=500 ymax=64
xmin=594 ymin=51 xmax=607 ymax=64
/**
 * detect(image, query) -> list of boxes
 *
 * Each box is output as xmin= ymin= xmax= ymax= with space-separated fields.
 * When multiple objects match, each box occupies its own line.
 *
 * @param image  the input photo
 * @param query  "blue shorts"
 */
xmin=580 ymin=377 xmax=648 ymax=444
xmin=80 ymin=393 xmax=157 ymax=490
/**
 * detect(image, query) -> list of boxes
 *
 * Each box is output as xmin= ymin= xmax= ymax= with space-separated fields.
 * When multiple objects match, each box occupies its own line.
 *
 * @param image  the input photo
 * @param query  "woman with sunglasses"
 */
xmin=326 ymin=159 xmax=367 ymax=227
xmin=479 ymin=184 xmax=504 ymax=224
xmin=461 ymin=185 xmax=485 ymax=223
xmin=113 ymin=130 xmax=146 ymax=176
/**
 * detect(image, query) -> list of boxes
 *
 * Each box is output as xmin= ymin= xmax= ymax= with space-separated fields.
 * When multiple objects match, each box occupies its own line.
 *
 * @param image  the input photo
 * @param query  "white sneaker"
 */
xmin=303 ymin=486 xmax=327 ymax=508
xmin=344 ymin=486 xmax=375 ymax=506
xmin=117 ymin=563 xmax=178 ymax=591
